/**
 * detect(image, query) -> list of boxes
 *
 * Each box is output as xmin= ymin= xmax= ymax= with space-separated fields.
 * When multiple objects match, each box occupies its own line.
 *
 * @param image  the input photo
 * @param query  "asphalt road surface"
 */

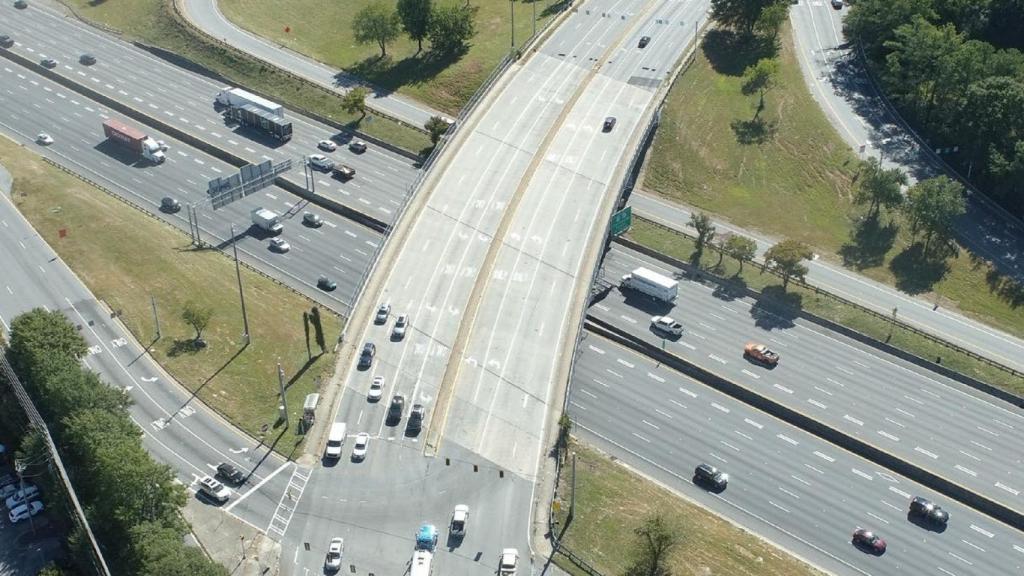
xmin=0 ymin=182 xmax=295 ymax=538
xmin=591 ymin=243 xmax=1024 ymax=517
xmin=0 ymin=62 xmax=381 ymax=313
xmin=1 ymin=0 xmax=422 ymax=226
xmin=179 ymin=0 xmax=444 ymax=127
xmin=788 ymin=1 xmax=1024 ymax=283
xmin=570 ymin=333 xmax=1024 ymax=576
xmin=628 ymin=192 xmax=1024 ymax=373
xmin=285 ymin=0 xmax=710 ymax=573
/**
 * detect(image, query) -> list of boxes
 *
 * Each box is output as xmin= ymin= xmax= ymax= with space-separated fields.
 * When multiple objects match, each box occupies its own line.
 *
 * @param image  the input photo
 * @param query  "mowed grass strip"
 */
xmin=219 ymin=0 xmax=559 ymax=114
xmin=553 ymin=441 xmax=827 ymax=576
xmin=643 ymin=25 xmax=1024 ymax=339
xmin=4 ymin=137 xmax=342 ymax=446
xmin=627 ymin=219 xmax=1024 ymax=397
xmin=61 ymin=0 xmax=432 ymax=154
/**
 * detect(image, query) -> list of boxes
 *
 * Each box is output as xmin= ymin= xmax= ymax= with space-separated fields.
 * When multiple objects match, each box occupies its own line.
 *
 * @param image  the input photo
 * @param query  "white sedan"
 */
xmin=317 ymin=139 xmax=337 ymax=152
xmin=269 ymin=237 xmax=291 ymax=253
xmin=308 ymin=154 xmax=334 ymax=171
xmin=36 ymin=133 xmax=54 ymax=145
xmin=324 ymin=537 xmax=344 ymax=571
xmin=352 ymin=433 xmax=369 ymax=460
xmin=368 ymin=376 xmax=384 ymax=402
xmin=8 ymin=500 xmax=43 ymax=524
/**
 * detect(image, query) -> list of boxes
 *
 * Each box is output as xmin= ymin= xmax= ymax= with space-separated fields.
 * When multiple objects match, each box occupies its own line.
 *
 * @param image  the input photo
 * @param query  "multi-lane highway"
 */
xmin=788 ymin=1 xmax=1024 ymax=284
xmin=0 ymin=62 xmax=381 ymax=312
xmin=285 ymin=0 xmax=710 ymax=573
xmin=1 ymin=0 xmax=421 ymax=226
xmin=590 ymin=244 xmax=1024 ymax=515
xmin=179 ymin=0 xmax=443 ymax=126
xmin=570 ymin=334 xmax=1024 ymax=576
xmin=0 ymin=181 xmax=295 ymax=537
xmin=628 ymin=192 xmax=1024 ymax=373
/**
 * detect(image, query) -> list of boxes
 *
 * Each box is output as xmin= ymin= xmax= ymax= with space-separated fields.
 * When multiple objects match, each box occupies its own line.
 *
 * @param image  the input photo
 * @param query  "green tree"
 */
xmin=428 ymin=3 xmax=477 ymax=56
xmin=397 ymin=0 xmax=433 ymax=53
xmin=724 ymin=234 xmax=758 ymax=273
xmin=624 ymin=515 xmax=680 ymax=576
xmin=425 ymin=115 xmax=452 ymax=144
xmin=8 ymin=308 xmax=87 ymax=375
xmin=689 ymin=212 xmax=716 ymax=256
xmin=856 ymin=157 xmax=907 ymax=217
xmin=903 ymin=176 xmax=966 ymax=254
xmin=353 ymin=3 xmax=402 ymax=58
xmin=764 ymin=239 xmax=813 ymax=290
xmin=741 ymin=58 xmax=779 ymax=115
xmin=181 ymin=302 xmax=213 ymax=343
xmin=711 ymin=0 xmax=785 ymax=37
xmin=341 ymin=86 xmax=369 ymax=119
xmin=129 ymin=522 xmax=229 ymax=576
xmin=843 ymin=0 xmax=937 ymax=59
xmin=754 ymin=1 xmax=787 ymax=42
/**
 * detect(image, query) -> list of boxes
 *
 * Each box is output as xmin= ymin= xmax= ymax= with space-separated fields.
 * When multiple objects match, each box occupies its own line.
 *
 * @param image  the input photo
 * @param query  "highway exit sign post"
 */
xmin=610 ymin=206 xmax=632 ymax=237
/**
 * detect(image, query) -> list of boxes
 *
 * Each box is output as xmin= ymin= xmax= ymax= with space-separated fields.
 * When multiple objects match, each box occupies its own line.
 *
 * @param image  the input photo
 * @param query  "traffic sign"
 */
xmin=610 ymin=206 xmax=632 ymax=237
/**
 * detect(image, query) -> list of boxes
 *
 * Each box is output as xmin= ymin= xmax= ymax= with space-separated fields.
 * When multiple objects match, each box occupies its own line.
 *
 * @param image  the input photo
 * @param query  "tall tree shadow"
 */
xmin=839 ymin=214 xmax=898 ymax=270
xmin=749 ymin=286 xmax=801 ymax=330
xmin=986 ymin=267 xmax=1024 ymax=309
xmin=889 ymin=243 xmax=952 ymax=295
xmin=731 ymin=117 xmax=777 ymax=144
xmin=702 ymin=29 xmax=777 ymax=77
xmin=349 ymin=49 xmax=466 ymax=94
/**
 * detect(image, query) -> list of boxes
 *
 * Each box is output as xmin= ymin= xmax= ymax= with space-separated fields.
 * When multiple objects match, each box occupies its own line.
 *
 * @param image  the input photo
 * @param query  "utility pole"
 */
xmin=15 ymin=459 xmax=36 ymax=534
xmin=532 ymin=0 xmax=536 ymax=37
xmin=230 ymin=224 xmax=251 ymax=346
xmin=567 ymin=452 xmax=576 ymax=524
xmin=510 ymin=0 xmax=515 ymax=53
xmin=278 ymin=362 xmax=288 ymax=428
xmin=151 ymin=296 xmax=161 ymax=341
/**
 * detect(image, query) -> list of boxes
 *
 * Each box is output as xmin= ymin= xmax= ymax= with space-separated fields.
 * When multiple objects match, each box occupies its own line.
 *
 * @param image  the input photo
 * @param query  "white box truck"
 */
xmin=215 ymin=87 xmax=285 ymax=118
xmin=621 ymin=267 xmax=678 ymax=302
xmin=251 ymin=208 xmax=283 ymax=234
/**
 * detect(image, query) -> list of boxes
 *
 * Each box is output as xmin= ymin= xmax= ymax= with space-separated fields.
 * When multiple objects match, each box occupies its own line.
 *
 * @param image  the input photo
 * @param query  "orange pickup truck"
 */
xmin=744 ymin=342 xmax=780 ymax=367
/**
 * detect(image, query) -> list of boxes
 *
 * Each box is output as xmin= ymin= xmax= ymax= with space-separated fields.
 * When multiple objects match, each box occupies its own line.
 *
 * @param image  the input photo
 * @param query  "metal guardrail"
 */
xmin=0 ymin=351 xmax=112 ymax=576
xmin=631 ymin=214 xmax=1024 ymax=383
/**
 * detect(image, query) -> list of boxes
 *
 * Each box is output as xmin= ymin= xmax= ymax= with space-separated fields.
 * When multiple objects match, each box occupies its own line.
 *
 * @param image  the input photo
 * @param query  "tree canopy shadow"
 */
xmin=702 ymin=29 xmax=777 ymax=77
xmin=749 ymin=285 xmax=801 ymax=330
xmin=711 ymin=276 xmax=748 ymax=302
xmin=541 ymin=0 xmax=572 ymax=18
xmin=731 ymin=117 xmax=777 ymax=144
xmin=349 ymin=48 xmax=466 ymax=95
xmin=168 ymin=338 xmax=203 ymax=357
xmin=889 ymin=243 xmax=952 ymax=295
xmin=839 ymin=214 xmax=898 ymax=270
xmin=986 ymin=267 xmax=1024 ymax=309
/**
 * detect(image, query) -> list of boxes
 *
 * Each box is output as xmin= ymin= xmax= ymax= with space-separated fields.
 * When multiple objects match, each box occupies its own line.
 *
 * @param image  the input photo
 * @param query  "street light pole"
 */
xmin=510 ymin=0 xmax=515 ymax=53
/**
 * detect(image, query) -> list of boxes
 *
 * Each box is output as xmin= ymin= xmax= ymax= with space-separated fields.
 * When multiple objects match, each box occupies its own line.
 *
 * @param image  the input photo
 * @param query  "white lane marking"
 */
xmin=678 ymin=387 xmax=697 ymax=398
xmin=588 ymin=345 xmax=605 ymax=354
xmin=654 ymin=408 xmax=673 ymax=419
xmin=734 ymin=430 xmax=752 ymax=441
xmin=669 ymin=399 xmax=686 ymax=410
xmin=993 ymin=419 xmax=1014 ymax=430
xmin=578 ymin=389 xmax=597 ymax=399
xmin=647 ymin=372 xmax=665 ymax=383
xmin=903 ymin=394 xmax=924 ymax=406
xmin=970 ymin=440 xmax=992 ymax=451
xmin=592 ymin=378 xmax=608 ymax=388
xmin=877 ymin=430 xmax=899 ymax=441
xmin=889 ymin=486 xmax=912 ymax=499
xmin=976 ymin=425 xmax=999 ymax=437
xmin=843 ymin=414 xmax=864 ymax=426
xmin=791 ymin=475 xmax=811 ymax=486
xmin=970 ymin=524 xmax=994 ymax=538
xmin=960 ymin=540 xmax=985 ymax=553
xmin=774 ymin=383 xmax=793 ymax=394
xmin=776 ymin=434 xmax=798 ymax=446
xmin=813 ymin=385 xmax=833 ymax=396
xmin=620 ymin=315 xmax=637 ymax=324
xmin=919 ymin=387 xmax=941 ymax=399
xmin=948 ymin=552 xmax=972 ymax=566
xmin=807 ymin=398 xmax=827 ymax=409
xmin=744 ymin=418 xmax=763 ymax=429
xmin=616 ymin=358 xmax=634 ymax=368
xmin=679 ymin=341 xmax=697 ymax=350
xmin=779 ymin=486 xmax=801 ymax=499
xmin=814 ymin=451 xmax=835 ymax=463
xmin=835 ymin=365 xmax=854 ymax=376
xmin=632 ymin=432 xmax=650 ymax=443
xmin=955 ymin=465 xmax=977 ymax=477
xmin=804 ymin=464 xmax=824 ymax=475
xmin=895 ymin=407 xmax=916 ymax=418
xmin=958 ymin=450 xmax=981 ymax=461
xmin=995 ymin=482 xmax=1020 ymax=496
xmin=708 ymin=354 xmax=727 ymax=364
xmin=1013 ymin=544 xmax=1024 ymax=555
xmin=884 ymin=417 xmax=906 ymax=428
xmin=642 ymin=420 xmax=659 ymax=430
xmin=914 ymin=446 xmax=939 ymax=459
xmin=720 ymin=440 xmax=740 ymax=452
xmin=866 ymin=511 xmax=888 ymax=525
xmin=605 ymin=369 xmax=623 ymax=379
xmin=711 ymin=402 xmax=730 ymax=414
xmin=768 ymin=501 xmax=790 ymax=513
xmin=741 ymin=369 xmax=760 ymax=379
xmin=851 ymin=469 xmax=873 ymax=481
xmin=935 ymin=568 xmax=957 ymax=576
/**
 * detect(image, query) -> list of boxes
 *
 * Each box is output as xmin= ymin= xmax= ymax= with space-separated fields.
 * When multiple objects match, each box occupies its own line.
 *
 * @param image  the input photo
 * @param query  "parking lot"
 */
xmin=0 ymin=459 xmax=62 ymax=575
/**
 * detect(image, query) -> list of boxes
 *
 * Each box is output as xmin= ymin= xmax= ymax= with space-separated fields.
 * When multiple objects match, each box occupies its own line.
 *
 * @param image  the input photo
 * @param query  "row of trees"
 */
xmin=5 ymin=309 xmax=226 ymax=576
xmin=354 ymin=0 xmax=478 ymax=58
xmin=844 ymin=0 xmax=1024 ymax=218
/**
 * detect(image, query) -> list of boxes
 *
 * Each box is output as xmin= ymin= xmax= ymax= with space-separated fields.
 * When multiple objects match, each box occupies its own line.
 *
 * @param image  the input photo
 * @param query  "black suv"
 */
xmin=387 ymin=395 xmax=405 ymax=425
xmin=694 ymin=463 xmax=728 ymax=491
xmin=602 ymin=117 xmax=616 ymax=132
xmin=0 ymin=35 xmax=13 ymax=48
xmin=407 ymin=404 xmax=425 ymax=433
xmin=216 ymin=462 xmax=246 ymax=485
xmin=908 ymin=496 xmax=949 ymax=526
xmin=358 ymin=343 xmax=376 ymax=368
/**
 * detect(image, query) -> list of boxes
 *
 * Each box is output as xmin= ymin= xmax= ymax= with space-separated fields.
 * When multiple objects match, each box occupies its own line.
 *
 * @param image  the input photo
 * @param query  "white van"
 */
xmin=324 ymin=422 xmax=347 ymax=459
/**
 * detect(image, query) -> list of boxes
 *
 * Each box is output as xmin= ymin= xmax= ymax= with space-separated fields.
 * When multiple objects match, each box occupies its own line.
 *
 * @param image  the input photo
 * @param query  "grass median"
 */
xmin=220 ymin=0 xmax=561 ymax=115
xmin=552 ymin=441 xmax=826 ymax=576
xmin=4 ymin=136 xmax=342 ymax=451
xmin=643 ymin=24 xmax=1024 ymax=340
xmin=626 ymin=218 xmax=1024 ymax=397
xmin=60 ymin=0 xmax=432 ymax=154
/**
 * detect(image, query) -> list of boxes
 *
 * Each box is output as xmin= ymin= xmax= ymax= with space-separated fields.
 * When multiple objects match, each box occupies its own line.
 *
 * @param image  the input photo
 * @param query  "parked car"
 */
xmin=694 ymin=463 xmax=728 ymax=491
xmin=349 ymin=140 xmax=367 ymax=153
xmin=324 ymin=537 xmax=344 ymax=572
xmin=651 ymin=316 xmax=683 ymax=336
xmin=5 ymin=485 xmax=39 ymax=510
xmin=8 ymin=500 xmax=43 ymax=523
xmin=852 ymin=528 xmax=886 ymax=553
xmin=375 ymin=303 xmax=391 ymax=324
xmin=216 ymin=462 xmax=246 ymax=485
xmin=909 ymin=496 xmax=949 ymax=526
xmin=351 ymin=433 xmax=369 ymax=460
xmin=407 ymin=404 xmax=425 ymax=433
xmin=358 ymin=342 xmax=376 ymax=368
xmin=198 ymin=476 xmax=231 ymax=503
xmin=302 ymin=211 xmax=323 ymax=227
xmin=308 ymin=154 xmax=334 ymax=171
xmin=317 ymin=139 xmax=337 ymax=152
xmin=744 ymin=342 xmax=780 ymax=367
xmin=79 ymin=53 xmax=96 ymax=65
xmin=160 ymin=196 xmax=181 ymax=213
xmin=602 ymin=117 xmax=616 ymax=132
xmin=368 ymin=376 xmax=384 ymax=402
xmin=392 ymin=314 xmax=409 ymax=339
xmin=317 ymin=275 xmax=337 ymax=291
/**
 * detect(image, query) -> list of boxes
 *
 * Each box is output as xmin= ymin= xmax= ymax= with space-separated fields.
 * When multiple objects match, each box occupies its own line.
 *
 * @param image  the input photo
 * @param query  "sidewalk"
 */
xmin=183 ymin=498 xmax=281 ymax=576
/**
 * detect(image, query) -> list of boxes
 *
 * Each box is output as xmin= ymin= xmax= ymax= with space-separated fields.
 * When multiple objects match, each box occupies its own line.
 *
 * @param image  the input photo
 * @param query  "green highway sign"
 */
xmin=610 ymin=206 xmax=632 ymax=237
